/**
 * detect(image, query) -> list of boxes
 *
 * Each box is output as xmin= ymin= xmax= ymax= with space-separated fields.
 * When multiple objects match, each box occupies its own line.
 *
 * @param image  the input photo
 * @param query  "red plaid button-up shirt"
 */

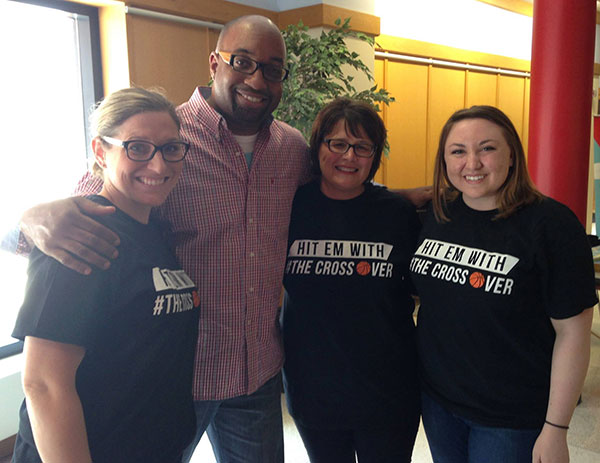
xmin=74 ymin=87 xmax=311 ymax=400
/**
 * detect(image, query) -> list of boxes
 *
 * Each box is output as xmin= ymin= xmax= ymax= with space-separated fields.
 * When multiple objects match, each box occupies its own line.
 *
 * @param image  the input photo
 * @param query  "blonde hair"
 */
xmin=432 ymin=105 xmax=542 ymax=222
xmin=89 ymin=87 xmax=180 ymax=177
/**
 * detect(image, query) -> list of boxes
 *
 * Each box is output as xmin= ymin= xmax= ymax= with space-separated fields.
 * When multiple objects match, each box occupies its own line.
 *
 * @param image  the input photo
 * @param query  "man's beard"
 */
xmin=231 ymin=94 xmax=272 ymax=125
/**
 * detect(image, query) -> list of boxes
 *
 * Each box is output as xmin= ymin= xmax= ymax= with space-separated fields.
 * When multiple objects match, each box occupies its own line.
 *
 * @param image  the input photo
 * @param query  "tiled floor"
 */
xmin=191 ymin=308 xmax=600 ymax=463
xmin=568 ymin=308 xmax=600 ymax=463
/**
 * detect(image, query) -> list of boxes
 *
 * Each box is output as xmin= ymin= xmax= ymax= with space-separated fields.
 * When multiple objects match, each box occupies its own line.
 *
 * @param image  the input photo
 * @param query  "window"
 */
xmin=0 ymin=0 xmax=103 ymax=355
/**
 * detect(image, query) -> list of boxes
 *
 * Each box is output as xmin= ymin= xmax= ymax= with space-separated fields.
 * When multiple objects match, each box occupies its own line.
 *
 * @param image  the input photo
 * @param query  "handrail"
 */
xmin=375 ymin=50 xmax=530 ymax=78
xmin=0 ymin=341 xmax=23 ymax=360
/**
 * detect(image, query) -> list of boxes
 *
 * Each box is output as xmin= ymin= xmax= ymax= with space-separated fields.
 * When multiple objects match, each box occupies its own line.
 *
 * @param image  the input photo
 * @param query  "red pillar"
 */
xmin=528 ymin=0 xmax=596 ymax=225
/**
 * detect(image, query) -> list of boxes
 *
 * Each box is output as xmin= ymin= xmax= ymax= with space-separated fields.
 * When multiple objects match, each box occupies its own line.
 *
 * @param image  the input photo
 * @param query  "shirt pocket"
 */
xmin=251 ymin=175 xmax=297 ymax=239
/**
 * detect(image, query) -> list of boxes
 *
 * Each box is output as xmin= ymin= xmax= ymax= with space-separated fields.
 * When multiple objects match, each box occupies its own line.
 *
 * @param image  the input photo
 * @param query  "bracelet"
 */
xmin=545 ymin=419 xmax=569 ymax=430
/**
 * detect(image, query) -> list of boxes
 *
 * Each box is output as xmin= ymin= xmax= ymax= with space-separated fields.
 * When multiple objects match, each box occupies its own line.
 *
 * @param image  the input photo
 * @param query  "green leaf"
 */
xmin=279 ymin=17 xmax=395 ymax=142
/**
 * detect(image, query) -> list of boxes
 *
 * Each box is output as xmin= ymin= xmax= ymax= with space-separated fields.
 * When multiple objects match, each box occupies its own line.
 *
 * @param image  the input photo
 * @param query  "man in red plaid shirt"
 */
xmin=19 ymin=15 xmax=310 ymax=463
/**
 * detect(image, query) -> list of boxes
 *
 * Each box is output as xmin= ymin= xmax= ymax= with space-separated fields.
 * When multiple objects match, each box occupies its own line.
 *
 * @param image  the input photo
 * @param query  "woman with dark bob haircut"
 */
xmin=308 ymin=97 xmax=386 ymax=184
xmin=282 ymin=97 xmax=421 ymax=462
xmin=411 ymin=105 xmax=596 ymax=463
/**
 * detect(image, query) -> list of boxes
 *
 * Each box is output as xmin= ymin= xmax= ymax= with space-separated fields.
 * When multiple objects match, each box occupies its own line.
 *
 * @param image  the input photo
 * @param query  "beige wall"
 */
xmin=125 ymin=13 xmax=219 ymax=104
xmin=86 ymin=0 xmax=380 ymax=102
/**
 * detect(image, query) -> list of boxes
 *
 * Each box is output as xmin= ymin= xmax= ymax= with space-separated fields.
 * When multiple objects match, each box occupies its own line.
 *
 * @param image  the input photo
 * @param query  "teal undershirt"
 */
xmin=244 ymin=151 xmax=253 ymax=168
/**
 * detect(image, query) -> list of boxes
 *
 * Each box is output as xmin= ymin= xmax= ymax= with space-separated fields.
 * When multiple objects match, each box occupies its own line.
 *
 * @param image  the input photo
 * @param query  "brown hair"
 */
xmin=309 ymin=97 xmax=386 ymax=183
xmin=432 ymin=105 xmax=542 ymax=222
xmin=89 ymin=87 xmax=180 ymax=177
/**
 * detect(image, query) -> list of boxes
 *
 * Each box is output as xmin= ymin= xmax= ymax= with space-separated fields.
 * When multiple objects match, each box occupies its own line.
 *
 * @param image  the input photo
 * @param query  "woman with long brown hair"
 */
xmin=411 ymin=105 xmax=596 ymax=463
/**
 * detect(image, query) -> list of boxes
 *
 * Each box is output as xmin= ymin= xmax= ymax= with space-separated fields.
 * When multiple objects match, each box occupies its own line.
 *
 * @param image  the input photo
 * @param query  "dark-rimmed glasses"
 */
xmin=102 ymin=136 xmax=190 ymax=162
xmin=218 ymin=51 xmax=289 ymax=82
xmin=323 ymin=138 xmax=376 ymax=158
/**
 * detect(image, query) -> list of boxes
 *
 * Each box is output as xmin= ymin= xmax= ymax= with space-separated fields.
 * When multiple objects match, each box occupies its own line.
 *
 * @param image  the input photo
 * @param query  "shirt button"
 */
xmin=249 ymin=287 xmax=254 ymax=293
xmin=249 ymin=252 xmax=255 ymax=258
xmin=249 ymin=218 xmax=254 ymax=224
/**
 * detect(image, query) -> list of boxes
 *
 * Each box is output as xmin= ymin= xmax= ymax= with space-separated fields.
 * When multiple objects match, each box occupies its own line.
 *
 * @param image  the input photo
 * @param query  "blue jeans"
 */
xmin=182 ymin=374 xmax=284 ymax=463
xmin=421 ymin=392 xmax=541 ymax=463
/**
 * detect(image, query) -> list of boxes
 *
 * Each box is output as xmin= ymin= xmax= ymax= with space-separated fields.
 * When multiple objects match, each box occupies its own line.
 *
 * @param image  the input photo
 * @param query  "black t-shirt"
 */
xmin=411 ymin=196 xmax=598 ymax=428
xmin=282 ymin=181 xmax=421 ymax=429
xmin=12 ymin=196 xmax=200 ymax=463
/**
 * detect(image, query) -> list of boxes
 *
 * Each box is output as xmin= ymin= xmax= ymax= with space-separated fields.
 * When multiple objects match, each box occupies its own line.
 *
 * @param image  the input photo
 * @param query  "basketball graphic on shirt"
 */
xmin=356 ymin=261 xmax=371 ymax=276
xmin=469 ymin=271 xmax=485 ymax=288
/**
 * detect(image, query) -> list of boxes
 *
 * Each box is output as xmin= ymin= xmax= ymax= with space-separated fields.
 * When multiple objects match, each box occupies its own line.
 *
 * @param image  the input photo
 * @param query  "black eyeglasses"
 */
xmin=102 ymin=136 xmax=190 ymax=162
xmin=218 ymin=51 xmax=289 ymax=82
xmin=323 ymin=139 xmax=376 ymax=158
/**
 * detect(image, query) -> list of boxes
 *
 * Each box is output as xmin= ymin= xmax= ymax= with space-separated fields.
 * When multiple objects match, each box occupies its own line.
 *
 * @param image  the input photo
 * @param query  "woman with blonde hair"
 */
xmin=12 ymin=88 xmax=199 ymax=463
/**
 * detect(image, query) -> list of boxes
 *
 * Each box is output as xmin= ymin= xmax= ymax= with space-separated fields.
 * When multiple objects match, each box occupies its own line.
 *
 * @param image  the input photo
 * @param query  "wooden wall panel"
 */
xmin=98 ymin=4 xmax=130 ymax=94
xmin=375 ymin=57 xmax=530 ymax=189
xmin=384 ymin=61 xmax=429 ymax=188
xmin=377 ymin=35 xmax=530 ymax=75
xmin=373 ymin=58 xmax=385 ymax=185
xmin=126 ymin=14 xmax=219 ymax=105
xmin=128 ymin=0 xmax=277 ymax=24
xmin=426 ymin=67 xmax=466 ymax=183
xmin=278 ymin=3 xmax=379 ymax=34
xmin=466 ymin=71 xmax=497 ymax=108
xmin=497 ymin=75 xmax=527 ymax=140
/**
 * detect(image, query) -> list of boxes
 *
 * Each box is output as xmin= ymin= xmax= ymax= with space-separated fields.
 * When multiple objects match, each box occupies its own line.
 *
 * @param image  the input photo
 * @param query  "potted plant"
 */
xmin=274 ymin=17 xmax=394 ymax=143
